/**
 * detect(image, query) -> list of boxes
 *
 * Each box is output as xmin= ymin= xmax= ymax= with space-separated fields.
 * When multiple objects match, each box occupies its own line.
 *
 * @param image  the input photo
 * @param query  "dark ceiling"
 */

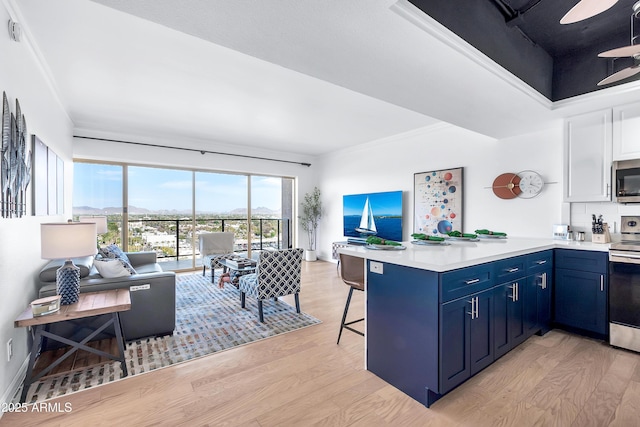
xmin=408 ymin=0 xmax=639 ymax=101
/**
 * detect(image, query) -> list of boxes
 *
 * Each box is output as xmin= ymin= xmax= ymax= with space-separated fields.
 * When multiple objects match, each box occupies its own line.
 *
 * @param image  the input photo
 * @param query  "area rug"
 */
xmin=18 ymin=273 xmax=321 ymax=403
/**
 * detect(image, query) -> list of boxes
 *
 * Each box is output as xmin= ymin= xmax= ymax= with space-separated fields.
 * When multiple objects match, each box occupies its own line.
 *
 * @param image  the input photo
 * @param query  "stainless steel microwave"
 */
xmin=614 ymin=159 xmax=640 ymax=203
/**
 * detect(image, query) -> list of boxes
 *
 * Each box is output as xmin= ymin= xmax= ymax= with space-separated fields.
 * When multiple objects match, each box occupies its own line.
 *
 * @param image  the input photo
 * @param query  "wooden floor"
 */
xmin=3 ymin=260 xmax=640 ymax=426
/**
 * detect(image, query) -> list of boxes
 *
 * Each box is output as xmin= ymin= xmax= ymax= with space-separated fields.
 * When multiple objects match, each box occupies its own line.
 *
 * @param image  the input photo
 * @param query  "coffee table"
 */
xmin=217 ymin=258 xmax=257 ymax=288
xmin=14 ymin=289 xmax=131 ymax=403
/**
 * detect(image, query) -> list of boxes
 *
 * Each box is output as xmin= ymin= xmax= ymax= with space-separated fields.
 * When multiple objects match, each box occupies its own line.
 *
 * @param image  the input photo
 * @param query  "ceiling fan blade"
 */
xmin=597 ymin=65 xmax=640 ymax=86
xmin=560 ymin=0 xmax=618 ymax=24
xmin=599 ymin=44 xmax=640 ymax=58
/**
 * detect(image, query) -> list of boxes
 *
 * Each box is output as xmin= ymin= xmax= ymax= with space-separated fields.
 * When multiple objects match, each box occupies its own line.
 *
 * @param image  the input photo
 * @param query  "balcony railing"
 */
xmin=126 ymin=217 xmax=291 ymax=267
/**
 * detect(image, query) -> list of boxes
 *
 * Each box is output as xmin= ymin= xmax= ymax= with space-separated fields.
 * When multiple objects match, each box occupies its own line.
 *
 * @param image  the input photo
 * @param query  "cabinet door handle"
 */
xmin=509 ymin=284 xmax=517 ymax=301
xmin=607 ymin=183 xmax=610 ymax=197
xmin=474 ymin=296 xmax=479 ymax=319
xmin=507 ymin=267 xmax=519 ymax=273
xmin=467 ymin=299 xmax=475 ymax=319
xmin=601 ymin=275 xmax=604 ymax=292
xmin=516 ymin=282 xmax=519 ymax=301
xmin=537 ymin=273 xmax=547 ymax=289
xmin=465 ymin=278 xmax=480 ymax=285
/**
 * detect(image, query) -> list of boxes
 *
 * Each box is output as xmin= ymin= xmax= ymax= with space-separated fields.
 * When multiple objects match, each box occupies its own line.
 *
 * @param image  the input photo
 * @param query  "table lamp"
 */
xmin=78 ymin=215 xmax=108 ymax=247
xmin=41 ymin=222 xmax=97 ymax=305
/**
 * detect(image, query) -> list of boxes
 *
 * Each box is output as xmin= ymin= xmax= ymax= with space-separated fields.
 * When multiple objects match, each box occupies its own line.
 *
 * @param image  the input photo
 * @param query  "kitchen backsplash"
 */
xmin=570 ymin=202 xmax=640 ymax=241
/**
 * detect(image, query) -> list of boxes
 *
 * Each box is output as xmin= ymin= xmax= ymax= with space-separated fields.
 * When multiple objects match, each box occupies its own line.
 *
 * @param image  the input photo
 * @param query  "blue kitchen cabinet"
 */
xmin=554 ymin=268 xmax=608 ymax=335
xmin=554 ymin=249 xmax=608 ymax=336
xmin=530 ymin=268 xmax=553 ymax=335
xmin=493 ymin=251 xmax=552 ymax=360
xmin=527 ymin=251 xmax=553 ymax=335
xmin=493 ymin=279 xmax=527 ymax=359
xmin=366 ymin=261 xmax=440 ymax=407
xmin=493 ymin=255 xmax=527 ymax=359
xmin=366 ymin=250 xmax=557 ymax=408
xmin=440 ymin=287 xmax=494 ymax=394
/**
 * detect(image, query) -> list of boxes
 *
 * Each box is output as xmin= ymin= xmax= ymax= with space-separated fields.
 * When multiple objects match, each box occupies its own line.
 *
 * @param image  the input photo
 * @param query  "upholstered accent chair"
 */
xmin=238 ymin=248 xmax=304 ymax=322
xmin=199 ymin=232 xmax=235 ymax=283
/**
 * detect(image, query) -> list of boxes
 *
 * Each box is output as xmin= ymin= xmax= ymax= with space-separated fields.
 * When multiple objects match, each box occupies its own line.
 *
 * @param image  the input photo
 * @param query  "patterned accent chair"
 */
xmin=199 ymin=232 xmax=235 ymax=283
xmin=238 ymin=248 xmax=304 ymax=322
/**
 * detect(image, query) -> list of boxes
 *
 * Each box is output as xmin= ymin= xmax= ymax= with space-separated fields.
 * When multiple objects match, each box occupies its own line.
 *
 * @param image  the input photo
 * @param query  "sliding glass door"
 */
xmin=73 ymin=160 xmax=294 ymax=271
xmin=250 ymin=175 xmax=293 ymax=251
xmin=195 ymin=172 xmax=248 ymax=266
xmin=127 ymin=166 xmax=193 ymax=270
xmin=72 ymin=162 xmax=124 ymax=247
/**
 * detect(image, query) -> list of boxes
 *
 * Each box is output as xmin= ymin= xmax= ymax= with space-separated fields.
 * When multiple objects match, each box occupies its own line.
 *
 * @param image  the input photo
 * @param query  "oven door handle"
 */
xmin=610 ymin=251 xmax=640 ymax=263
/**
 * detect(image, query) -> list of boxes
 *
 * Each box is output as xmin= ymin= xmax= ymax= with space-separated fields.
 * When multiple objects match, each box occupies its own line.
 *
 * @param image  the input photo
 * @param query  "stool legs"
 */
xmin=337 ymin=287 xmax=364 ymax=344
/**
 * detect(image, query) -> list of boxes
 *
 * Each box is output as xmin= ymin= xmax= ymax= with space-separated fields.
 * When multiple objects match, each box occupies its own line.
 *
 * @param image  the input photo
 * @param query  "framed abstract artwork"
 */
xmin=414 ymin=167 xmax=463 ymax=235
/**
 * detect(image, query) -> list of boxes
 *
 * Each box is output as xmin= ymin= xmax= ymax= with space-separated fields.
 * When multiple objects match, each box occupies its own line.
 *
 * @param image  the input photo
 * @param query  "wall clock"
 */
xmin=516 ymin=170 xmax=544 ymax=198
xmin=491 ymin=173 xmax=521 ymax=199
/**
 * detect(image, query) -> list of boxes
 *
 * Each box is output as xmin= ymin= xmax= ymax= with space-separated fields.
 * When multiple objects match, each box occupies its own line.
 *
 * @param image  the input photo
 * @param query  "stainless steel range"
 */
xmin=609 ymin=216 xmax=640 ymax=353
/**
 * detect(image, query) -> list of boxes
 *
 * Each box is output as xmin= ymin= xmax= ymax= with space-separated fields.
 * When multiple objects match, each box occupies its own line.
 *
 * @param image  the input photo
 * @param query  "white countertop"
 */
xmin=338 ymin=237 xmax=610 ymax=272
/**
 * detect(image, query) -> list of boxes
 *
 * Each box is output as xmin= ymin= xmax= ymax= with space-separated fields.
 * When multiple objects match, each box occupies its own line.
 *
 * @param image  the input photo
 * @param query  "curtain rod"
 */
xmin=73 ymin=135 xmax=312 ymax=167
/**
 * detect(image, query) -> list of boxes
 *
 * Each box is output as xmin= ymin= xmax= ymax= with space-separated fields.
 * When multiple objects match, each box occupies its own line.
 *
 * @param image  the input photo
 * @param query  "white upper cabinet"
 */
xmin=564 ymin=109 xmax=612 ymax=202
xmin=613 ymin=102 xmax=640 ymax=161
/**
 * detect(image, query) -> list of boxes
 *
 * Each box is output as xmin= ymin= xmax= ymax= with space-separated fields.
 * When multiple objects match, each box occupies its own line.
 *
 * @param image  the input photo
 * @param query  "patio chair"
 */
xmin=238 ymin=248 xmax=304 ymax=322
xmin=199 ymin=232 xmax=235 ymax=283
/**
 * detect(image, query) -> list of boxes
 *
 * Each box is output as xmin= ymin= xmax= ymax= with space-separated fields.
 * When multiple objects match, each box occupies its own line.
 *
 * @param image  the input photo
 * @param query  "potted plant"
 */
xmin=299 ymin=186 xmax=322 ymax=261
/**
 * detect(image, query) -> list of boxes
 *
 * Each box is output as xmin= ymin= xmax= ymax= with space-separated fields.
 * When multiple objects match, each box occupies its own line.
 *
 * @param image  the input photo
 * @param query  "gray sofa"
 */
xmin=38 ymin=251 xmax=176 ymax=342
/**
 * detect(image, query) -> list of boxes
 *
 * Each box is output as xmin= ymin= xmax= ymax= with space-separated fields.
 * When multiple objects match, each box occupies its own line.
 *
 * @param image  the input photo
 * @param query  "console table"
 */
xmin=15 ymin=289 xmax=131 ymax=403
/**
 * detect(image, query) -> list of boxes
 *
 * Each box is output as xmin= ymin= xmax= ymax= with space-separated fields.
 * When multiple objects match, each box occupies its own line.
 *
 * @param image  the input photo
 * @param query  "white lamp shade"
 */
xmin=41 ymin=222 xmax=97 ymax=259
xmin=78 ymin=215 xmax=108 ymax=234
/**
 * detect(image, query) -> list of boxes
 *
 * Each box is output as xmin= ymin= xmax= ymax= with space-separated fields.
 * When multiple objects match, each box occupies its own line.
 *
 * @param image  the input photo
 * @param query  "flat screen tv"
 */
xmin=343 ymin=190 xmax=403 ymax=242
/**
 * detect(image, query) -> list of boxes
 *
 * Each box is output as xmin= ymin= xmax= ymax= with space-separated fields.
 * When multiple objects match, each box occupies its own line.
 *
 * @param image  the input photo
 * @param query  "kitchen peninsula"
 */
xmin=338 ymin=238 xmax=610 ymax=408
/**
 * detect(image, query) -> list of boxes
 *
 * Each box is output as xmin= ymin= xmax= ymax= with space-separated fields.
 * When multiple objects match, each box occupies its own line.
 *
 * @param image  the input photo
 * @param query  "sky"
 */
xmin=73 ymin=163 xmax=282 ymax=213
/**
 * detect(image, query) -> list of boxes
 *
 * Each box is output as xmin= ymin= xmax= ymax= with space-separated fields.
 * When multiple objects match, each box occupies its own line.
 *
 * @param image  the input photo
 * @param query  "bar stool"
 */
xmin=337 ymin=253 xmax=365 ymax=344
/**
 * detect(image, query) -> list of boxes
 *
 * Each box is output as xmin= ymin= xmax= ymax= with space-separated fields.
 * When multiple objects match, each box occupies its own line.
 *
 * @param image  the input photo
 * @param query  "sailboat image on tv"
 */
xmin=355 ymin=197 xmax=377 ymax=236
xmin=343 ymin=190 xmax=403 ymax=242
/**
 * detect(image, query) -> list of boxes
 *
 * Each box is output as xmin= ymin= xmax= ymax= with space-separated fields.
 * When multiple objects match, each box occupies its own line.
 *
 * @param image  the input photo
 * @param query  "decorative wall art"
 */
xmin=414 ymin=167 xmax=464 ymax=235
xmin=1 ymin=92 xmax=32 ymax=218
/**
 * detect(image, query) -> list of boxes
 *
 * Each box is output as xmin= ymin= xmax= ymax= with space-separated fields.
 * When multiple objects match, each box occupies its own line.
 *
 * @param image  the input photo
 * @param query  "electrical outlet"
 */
xmin=7 ymin=339 xmax=12 ymax=362
xmin=370 ymin=261 xmax=383 ymax=275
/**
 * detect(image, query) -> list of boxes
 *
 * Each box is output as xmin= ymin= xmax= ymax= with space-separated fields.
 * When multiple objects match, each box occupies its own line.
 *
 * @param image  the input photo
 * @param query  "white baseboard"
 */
xmin=1 ymin=353 xmax=29 ymax=411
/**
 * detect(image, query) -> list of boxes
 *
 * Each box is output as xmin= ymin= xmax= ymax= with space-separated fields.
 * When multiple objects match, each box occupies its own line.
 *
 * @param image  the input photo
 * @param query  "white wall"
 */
xmin=0 ymin=1 xmax=74 ymax=404
xmin=315 ymin=122 xmax=565 ymax=261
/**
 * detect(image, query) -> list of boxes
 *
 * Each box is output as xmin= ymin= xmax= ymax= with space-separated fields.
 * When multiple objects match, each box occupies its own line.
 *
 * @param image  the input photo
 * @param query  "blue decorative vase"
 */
xmin=56 ymin=260 xmax=80 ymax=305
